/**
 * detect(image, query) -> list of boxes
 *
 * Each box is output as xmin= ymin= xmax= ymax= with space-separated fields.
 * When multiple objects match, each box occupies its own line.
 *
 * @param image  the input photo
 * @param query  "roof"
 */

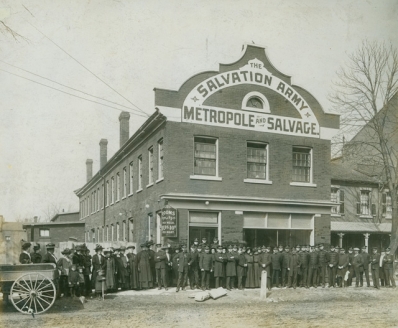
xmin=23 ymin=220 xmax=85 ymax=228
xmin=50 ymin=211 xmax=79 ymax=222
xmin=330 ymin=160 xmax=379 ymax=184
xmin=331 ymin=221 xmax=391 ymax=233
xmin=1 ymin=222 xmax=24 ymax=231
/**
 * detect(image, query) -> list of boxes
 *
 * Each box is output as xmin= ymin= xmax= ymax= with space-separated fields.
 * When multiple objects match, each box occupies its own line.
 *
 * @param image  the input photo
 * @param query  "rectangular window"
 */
xmin=247 ymin=142 xmax=267 ymax=179
xmin=101 ymin=184 xmax=104 ymax=209
xmin=158 ymin=138 xmax=164 ymax=180
xmin=382 ymin=191 xmax=392 ymax=219
xmin=116 ymin=173 xmax=120 ymax=201
xmin=148 ymin=147 xmax=154 ymax=184
xmin=123 ymin=167 xmax=127 ymax=198
xmin=97 ymin=228 xmax=100 ymax=242
xmin=111 ymin=224 xmax=114 ymax=241
xmin=39 ymin=229 xmax=50 ymax=237
xmin=92 ymin=229 xmax=95 ymax=243
xmin=194 ymin=137 xmax=217 ymax=176
xmin=129 ymin=162 xmax=134 ymax=194
xmin=87 ymin=196 xmax=90 ymax=216
xmin=97 ymin=187 xmax=100 ymax=211
xmin=130 ymin=219 xmax=134 ymax=243
xmin=138 ymin=156 xmax=143 ymax=190
xmin=106 ymin=225 xmax=109 ymax=241
xmin=292 ymin=147 xmax=312 ymax=183
xmin=106 ymin=181 xmax=110 ymax=206
xmin=331 ymin=188 xmax=344 ymax=215
xmin=123 ymin=221 xmax=126 ymax=242
xmin=117 ymin=223 xmax=120 ymax=241
xmin=111 ymin=177 xmax=115 ymax=204
xmin=357 ymin=190 xmax=371 ymax=216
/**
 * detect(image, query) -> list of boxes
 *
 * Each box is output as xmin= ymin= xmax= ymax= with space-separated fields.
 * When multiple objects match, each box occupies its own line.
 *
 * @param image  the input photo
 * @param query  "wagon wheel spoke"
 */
xmin=33 ymin=297 xmax=38 ymax=314
xmin=18 ymin=296 xmax=32 ymax=312
xmin=37 ymin=295 xmax=52 ymax=306
xmin=35 ymin=278 xmax=46 ymax=291
xmin=14 ymin=281 xmax=30 ymax=293
xmin=32 ymin=273 xmax=39 ymax=290
xmin=12 ymin=295 xmax=30 ymax=306
xmin=35 ymin=297 xmax=45 ymax=312
xmin=36 ymin=282 xmax=53 ymax=292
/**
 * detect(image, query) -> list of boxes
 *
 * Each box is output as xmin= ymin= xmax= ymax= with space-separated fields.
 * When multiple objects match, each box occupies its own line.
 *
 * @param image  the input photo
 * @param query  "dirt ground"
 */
xmin=1 ymin=286 xmax=398 ymax=328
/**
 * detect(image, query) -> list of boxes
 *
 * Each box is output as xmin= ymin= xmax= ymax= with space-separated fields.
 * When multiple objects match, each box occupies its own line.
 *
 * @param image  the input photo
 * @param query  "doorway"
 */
xmin=189 ymin=227 xmax=217 ymax=245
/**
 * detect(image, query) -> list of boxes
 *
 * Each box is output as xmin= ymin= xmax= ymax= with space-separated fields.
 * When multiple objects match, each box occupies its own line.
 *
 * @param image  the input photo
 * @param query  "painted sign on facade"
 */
xmin=161 ymin=205 xmax=178 ymax=237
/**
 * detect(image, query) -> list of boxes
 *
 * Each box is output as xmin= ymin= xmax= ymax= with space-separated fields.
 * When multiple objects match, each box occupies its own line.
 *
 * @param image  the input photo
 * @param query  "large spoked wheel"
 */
xmin=9 ymin=273 xmax=56 ymax=315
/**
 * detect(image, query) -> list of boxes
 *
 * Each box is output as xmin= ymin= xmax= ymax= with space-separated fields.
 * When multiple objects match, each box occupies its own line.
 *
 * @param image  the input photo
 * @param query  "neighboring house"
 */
xmin=75 ymin=44 xmax=340 ymax=249
xmin=23 ymin=212 xmax=84 ymax=245
xmin=0 ymin=215 xmax=27 ymax=264
xmin=330 ymin=158 xmax=392 ymax=251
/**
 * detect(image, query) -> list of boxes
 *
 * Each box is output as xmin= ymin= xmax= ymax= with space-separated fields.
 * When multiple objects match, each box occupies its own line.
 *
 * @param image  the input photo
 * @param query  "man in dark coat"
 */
xmin=176 ymin=244 xmax=191 ymax=292
xmin=19 ymin=242 xmax=32 ymax=264
xmin=259 ymin=246 xmax=272 ymax=290
xmin=327 ymin=245 xmax=339 ymax=288
xmin=281 ymin=246 xmax=291 ymax=288
xmin=307 ymin=246 xmax=319 ymax=288
xmin=370 ymin=247 xmax=380 ymax=289
xmin=199 ymin=246 xmax=213 ymax=290
xmin=82 ymin=245 xmax=92 ymax=295
xmin=383 ymin=247 xmax=396 ymax=288
xmin=116 ymin=246 xmax=130 ymax=290
xmin=360 ymin=246 xmax=371 ymax=287
xmin=352 ymin=248 xmax=364 ymax=287
xmin=288 ymin=247 xmax=301 ymax=289
xmin=298 ymin=245 xmax=309 ymax=288
xmin=337 ymin=247 xmax=349 ymax=287
xmin=136 ymin=243 xmax=153 ymax=289
xmin=347 ymin=247 xmax=355 ymax=286
xmin=271 ymin=247 xmax=282 ymax=288
xmin=127 ymin=245 xmax=139 ymax=290
xmin=188 ymin=245 xmax=200 ymax=290
xmin=236 ymin=246 xmax=247 ymax=290
xmin=213 ymin=245 xmax=226 ymax=288
xmin=172 ymin=247 xmax=180 ymax=286
xmin=154 ymin=243 xmax=168 ymax=290
xmin=30 ymin=244 xmax=42 ymax=263
xmin=225 ymin=245 xmax=237 ymax=290
xmin=91 ymin=244 xmax=105 ymax=290
xmin=318 ymin=244 xmax=328 ymax=288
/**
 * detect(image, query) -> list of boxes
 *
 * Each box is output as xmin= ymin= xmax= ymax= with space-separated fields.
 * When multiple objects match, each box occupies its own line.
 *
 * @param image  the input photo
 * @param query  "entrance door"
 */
xmin=189 ymin=227 xmax=217 ymax=245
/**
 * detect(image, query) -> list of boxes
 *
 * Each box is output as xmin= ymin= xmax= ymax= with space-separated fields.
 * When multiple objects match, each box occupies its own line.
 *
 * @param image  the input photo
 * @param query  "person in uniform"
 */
xmin=379 ymin=249 xmax=386 ymax=286
xmin=196 ymin=244 xmax=204 ymax=287
xmin=225 ymin=245 xmax=237 ymax=291
xmin=127 ymin=245 xmax=139 ymax=290
xmin=82 ymin=244 xmax=92 ymax=296
xmin=253 ymin=247 xmax=261 ymax=288
xmin=370 ymin=247 xmax=380 ymax=289
xmin=199 ymin=246 xmax=213 ymax=290
xmin=337 ymin=247 xmax=349 ymax=287
xmin=361 ymin=245 xmax=371 ymax=287
xmin=30 ymin=244 xmax=42 ymax=263
xmin=317 ymin=244 xmax=328 ymax=288
xmin=147 ymin=241 xmax=156 ymax=286
xmin=327 ymin=245 xmax=339 ymax=288
xmin=213 ymin=245 xmax=226 ymax=288
xmin=163 ymin=245 xmax=173 ymax=288
xmin=188 ymin=244 xmax=200 ymax=290
xmin=352 ymin=247 xmax=364 ymax=287
xmin=347 ymin=247 xmax=355 ymax=286
xmin=57 ymin=248 xmax=73 ymax=297
xmin=172 ymin=246 xmax=180 ymax=286
xmin=288 ymin=246 xmax=300 ymax=289
xmin=298 ymin=245 xmax=309 ymax=288
xmin=136 ymin=243 xmax=153 ymax=289
xmin=259 ymin=246 xmax=272 ymax=290
xmin=271 ymin=247 xmax=282 ymax=288
xmin=176 ymin=244 xmax=191 ymax=292
xmin=236 ymin=245 xmax=247 ymax=290
xmin=281 ymin=246 xmax=291 ymax=288
xmin=307 ymin=245 xmax=319 ymax=288
xmin=201 ymin=237 xmax=208 ymax=248
xmin=193 ymin=238 xmax=199 ymax=247
xmin=245 ymin=247 xmax=256 ymax=288
xmin=154 ymin=243 xmax=168 ymax=290
xmin=19 ymin=242 xmax=32 ymax=264
xmin=383 ymin=247 xmax=396 ymax=288
xmin=91 ymin=244 xmax=105 ymax=292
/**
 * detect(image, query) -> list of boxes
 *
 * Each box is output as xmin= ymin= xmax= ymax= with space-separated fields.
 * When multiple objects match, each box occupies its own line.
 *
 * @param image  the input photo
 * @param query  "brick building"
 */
xmin=0 ymin=215 xmax=27 ymax=264
xmin=76 ymin=44 xmax=339 ymax=249
xmin=23 ymin=212 xmax=84 ymax=245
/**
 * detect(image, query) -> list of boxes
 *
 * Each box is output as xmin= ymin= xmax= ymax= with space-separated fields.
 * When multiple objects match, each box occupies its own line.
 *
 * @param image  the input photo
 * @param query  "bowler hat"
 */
xmin=22 ymin=242 xmax=31 ymax=249
xmin=46 ymin=243 xmax=55 ymax=249
xmin=61 ymin=248 xmax=71 ymax=255
xmin=94 ymin=244 xmax=104 ymax=251
xmin=126 ymin=245 xmax=135 ymax=250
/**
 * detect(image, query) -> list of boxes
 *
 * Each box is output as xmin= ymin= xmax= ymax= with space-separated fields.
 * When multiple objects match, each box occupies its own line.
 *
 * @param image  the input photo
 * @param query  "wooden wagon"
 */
xmin=0 ymin=263 xmax=58 ymax=315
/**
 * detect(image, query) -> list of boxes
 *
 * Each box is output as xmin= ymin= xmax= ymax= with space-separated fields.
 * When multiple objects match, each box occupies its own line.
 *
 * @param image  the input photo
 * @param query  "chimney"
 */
xmin=86 ymin=159 xmax=93 ymax=182
xmin=99 ymin=139 xmax=108 ymax=169
xmin=119 ymin=111 xmax=130 ymax=148
xmin=33 ymin=216 xmax=38 ymax=223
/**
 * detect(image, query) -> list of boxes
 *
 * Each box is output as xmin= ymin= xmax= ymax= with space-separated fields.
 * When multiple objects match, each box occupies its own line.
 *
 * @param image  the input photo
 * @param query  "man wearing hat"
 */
xmin=281 ymin=246 xmax=291 ymax=288
xmin=383 ymin=247 xmax=396 ymax=288
xmin=199 ymin=246 xmax=213 ymax=290
xmin=337 ymin=248 xmax=349 ymax=287
xmin=127 ymin=245 xmax=139 ymax=290
xmin=370 ymin=247 xmax=380 ymax=289
xmin=188 ymin=244 xmax=200 ymax=290
xmin=136 ymin=243 xmax=154 ymax=289
xmin=91 ymin=245 xmax=105 ymax=292
xmin=317 ymin=244 xmax=328 ymax=288
xmin=201 ymin=237 xmax=208 ymax=248
xmin=154 ymin=243 xmax=168 ymax=290
xmin=259 ymin=246 xmax=272 ymax=290
xmin=307 ymin=245 xmax=319 ymax=288
xmin=360 ymin=246 xmax=371 ymax=287
xmin=213 ymin=245 xmax=226 ymax=288
xmin=288 ymin=246 xmax=300 ymax=289
xmin=298 ymin=246 xmax=309 ymax=288
xmin=347 ymin=247 xmax=355 ymax=286
xmin=31 ymin=244 xmax=42 ymax=263
xmin=210 ymin=237 xmax=219 ymax=250
xmin=225 ymin=245 xmax=237 ymax=291
xmin=20 ymin=242 xmax=32 ymax=264
xmin=175 ymin=244 xmax=192 ymax=292
xmin=327 ymin=245 xmax=339 ymax=288
xmin=172 ymin=246 xmax=181 ymax=286
xmin=115 ymin=246 xmax=130 ymax=290
xmin=352 ymin=247 xmax=364 ymax=287
xmin=271 ymin=247 xmax=282 ymax=288
xmin=379 ymin=248 xmax=386 ymax=287
xmin=43 ymin=243 xmax=57 ymax=264
xmin=57 ymin=248 xmax=73 ymax=297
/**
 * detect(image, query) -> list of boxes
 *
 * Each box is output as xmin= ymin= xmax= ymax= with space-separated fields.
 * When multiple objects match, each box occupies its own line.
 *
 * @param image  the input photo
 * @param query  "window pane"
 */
xmin=292 ymin=148 xmax=311 ymax=182
xmin=194 ymin=138 xmax=217 ymax=176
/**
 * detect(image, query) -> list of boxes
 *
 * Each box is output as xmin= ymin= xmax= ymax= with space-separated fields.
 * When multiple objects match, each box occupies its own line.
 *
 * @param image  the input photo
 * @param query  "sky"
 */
xmin=0 ymin=0 xmax=397 ymax=222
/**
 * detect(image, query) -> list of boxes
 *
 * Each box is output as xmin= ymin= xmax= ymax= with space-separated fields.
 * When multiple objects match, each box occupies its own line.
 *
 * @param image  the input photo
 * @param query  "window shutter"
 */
xmin=356 ymin=202 xmax=361 ymax=214
xmin=371 ymin=203 xmax=376 ymax=216
xmin=339 ymin=190 xmax=345 ymax=214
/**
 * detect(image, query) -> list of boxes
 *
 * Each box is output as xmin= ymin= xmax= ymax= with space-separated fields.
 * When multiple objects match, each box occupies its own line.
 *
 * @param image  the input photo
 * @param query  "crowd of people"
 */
xmin=19 ymin=237 xmax=396 ymax=298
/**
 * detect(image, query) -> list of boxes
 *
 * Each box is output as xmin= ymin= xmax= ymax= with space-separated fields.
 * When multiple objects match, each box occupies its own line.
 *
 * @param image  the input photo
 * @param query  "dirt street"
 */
xmin=1 ymin=287 xmax=398 ymax=328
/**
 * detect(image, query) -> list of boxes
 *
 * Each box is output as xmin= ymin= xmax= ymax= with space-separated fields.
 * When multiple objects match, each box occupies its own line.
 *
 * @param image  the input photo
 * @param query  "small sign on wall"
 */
xmin=161 ymin=205 xmax=178 ymax=238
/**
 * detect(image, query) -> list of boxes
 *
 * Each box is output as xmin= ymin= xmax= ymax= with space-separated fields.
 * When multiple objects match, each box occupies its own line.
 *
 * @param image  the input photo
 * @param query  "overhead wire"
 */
xmin=0 ymin=68 xmax=148 ymax=117
xmin=0 ymin=59 xmax=145 ymax=116
xmin=27 ymin=22 xmax=150 ymax=117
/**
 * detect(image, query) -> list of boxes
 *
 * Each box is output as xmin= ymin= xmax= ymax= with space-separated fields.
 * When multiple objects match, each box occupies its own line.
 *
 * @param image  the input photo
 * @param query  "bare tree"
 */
xmin=330 ymin=40 xmax=398 ymax=253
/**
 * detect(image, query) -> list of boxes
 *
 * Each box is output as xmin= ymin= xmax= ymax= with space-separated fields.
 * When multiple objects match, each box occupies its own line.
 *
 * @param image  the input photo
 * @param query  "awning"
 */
xmin=331 ymin=221 xmax=391 ymax=233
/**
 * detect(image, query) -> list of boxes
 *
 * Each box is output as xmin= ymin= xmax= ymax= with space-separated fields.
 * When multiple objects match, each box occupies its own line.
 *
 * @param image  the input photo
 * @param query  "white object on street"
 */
xmin=194 ymin=291 xmax=210 ymax=302
xmin=260 ymin=270 xmax=267 ymax=300
xmin=209 ymin=287 xmax=227 ymax=300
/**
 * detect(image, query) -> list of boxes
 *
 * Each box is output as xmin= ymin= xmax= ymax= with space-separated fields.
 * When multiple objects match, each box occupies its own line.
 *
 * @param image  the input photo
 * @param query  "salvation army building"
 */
xmin=76 ymin=44 xmax=340 ymax=248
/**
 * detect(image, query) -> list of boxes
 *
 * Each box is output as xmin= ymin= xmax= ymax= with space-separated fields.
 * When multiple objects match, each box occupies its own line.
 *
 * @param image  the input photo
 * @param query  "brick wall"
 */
xmin=314 ymin=214 xmax=331 ymax=245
